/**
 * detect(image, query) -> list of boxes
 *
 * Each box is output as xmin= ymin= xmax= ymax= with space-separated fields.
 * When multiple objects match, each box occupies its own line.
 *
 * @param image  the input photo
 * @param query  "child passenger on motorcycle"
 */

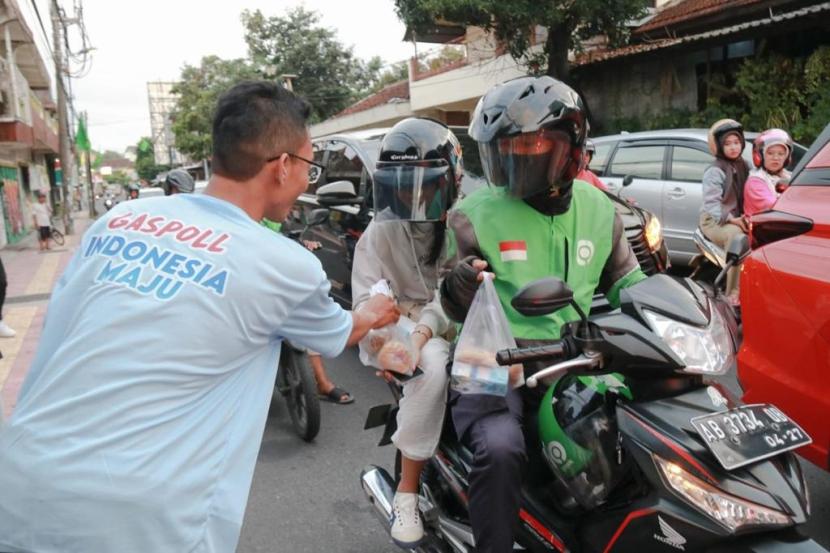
xmin=743 ymin=128 xmax=793 ymax=217
xmin=351 ymin=117 xmax=463 ymax=549
xmin=700 ymin=119 xmax=751 ymax=301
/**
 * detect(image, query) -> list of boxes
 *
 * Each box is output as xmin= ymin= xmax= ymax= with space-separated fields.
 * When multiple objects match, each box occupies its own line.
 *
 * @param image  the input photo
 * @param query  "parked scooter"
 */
xmin=272 ymin=208 xmax=331 ymax=442
xmin=362 ymin=237 xmax=823 ymax=552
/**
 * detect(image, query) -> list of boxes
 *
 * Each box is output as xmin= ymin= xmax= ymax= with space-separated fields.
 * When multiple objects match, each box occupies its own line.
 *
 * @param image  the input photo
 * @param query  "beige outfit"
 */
xmin=353 ymin=220 xmax=451 ymax=460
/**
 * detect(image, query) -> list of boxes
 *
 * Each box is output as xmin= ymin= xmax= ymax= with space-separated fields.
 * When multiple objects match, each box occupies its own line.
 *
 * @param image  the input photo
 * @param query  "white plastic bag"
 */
xmin=451 ymin=274 xmax=524 ymax=396
xmin=358 ymin=280 xmax=419 ymax=376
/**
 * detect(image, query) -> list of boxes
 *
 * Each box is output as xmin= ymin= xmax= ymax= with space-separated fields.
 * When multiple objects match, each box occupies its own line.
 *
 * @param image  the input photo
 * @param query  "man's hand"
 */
xmin=347 ymin=295 xmax=400 ymax=346
xmin=362 ymin=294 xmax=400 ymax=329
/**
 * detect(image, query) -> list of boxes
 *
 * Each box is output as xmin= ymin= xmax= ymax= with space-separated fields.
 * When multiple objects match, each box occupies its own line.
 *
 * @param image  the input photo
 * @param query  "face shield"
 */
xmin=479 ymin=129 xmax=579 ymax=199
xmin=372 ymin=160 xmax=454 ymax=222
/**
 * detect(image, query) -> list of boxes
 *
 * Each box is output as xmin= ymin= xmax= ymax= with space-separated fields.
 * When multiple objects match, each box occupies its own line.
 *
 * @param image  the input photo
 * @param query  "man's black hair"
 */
xmin=211 ymin=80 xmax=311 ymax=181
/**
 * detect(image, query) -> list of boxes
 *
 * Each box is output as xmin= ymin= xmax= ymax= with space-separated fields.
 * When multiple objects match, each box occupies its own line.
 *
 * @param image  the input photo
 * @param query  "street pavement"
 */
xmin=1 ymin=215 xmax=828 ymax=551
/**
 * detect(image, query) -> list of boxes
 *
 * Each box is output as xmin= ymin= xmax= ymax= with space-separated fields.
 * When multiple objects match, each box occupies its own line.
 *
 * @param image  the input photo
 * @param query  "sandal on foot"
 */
xmin=319 ymin=386 xmax=354 ymax=404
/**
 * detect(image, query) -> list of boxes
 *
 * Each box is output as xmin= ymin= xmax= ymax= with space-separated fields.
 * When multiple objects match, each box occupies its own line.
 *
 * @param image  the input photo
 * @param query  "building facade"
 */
xmin=0 ymin=0 xmax=59 ymax=247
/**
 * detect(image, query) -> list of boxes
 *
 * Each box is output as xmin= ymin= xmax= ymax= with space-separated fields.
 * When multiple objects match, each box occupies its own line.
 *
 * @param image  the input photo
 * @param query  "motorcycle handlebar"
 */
xmin=496 ymin=342 xmax=567 ymax=366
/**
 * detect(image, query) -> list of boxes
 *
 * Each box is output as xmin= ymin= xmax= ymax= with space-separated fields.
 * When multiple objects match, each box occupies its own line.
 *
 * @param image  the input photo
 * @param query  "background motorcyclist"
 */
xmin=744 ymin=128 xmax=793 ymax=217
xmin=440 ymin=75 xmax=646 ymax=553
xmin=127 ymin=183 xmax=140 ymax=200
xmin=575 ymin=139 xmax=609 ymax=191
xmin=353 ymin=117 xmax=462 ymax=548
xmin=699 ymin=119 xmax=750 ymax=301
xmin=163 ymin=169 xmax=196 ymax=196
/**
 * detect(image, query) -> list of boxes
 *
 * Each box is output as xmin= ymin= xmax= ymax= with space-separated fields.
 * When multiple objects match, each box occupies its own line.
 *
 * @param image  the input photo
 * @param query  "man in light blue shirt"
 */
xmin=0 ymin=81 xmax=398 ymax=553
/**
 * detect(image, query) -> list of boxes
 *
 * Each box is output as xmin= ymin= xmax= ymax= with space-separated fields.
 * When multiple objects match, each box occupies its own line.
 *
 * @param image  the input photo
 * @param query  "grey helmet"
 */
xmin=164 ymin=169 xmax=195 ymax=195
xmin=469 ymin=76 xmax=588 ymax=201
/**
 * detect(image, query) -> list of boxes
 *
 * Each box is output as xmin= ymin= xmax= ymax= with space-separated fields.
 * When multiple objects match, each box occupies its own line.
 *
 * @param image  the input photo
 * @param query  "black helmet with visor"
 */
xmin=469 ymin=76 xmax=588 ymax=204
xmin=373 ymin=117 xmax=462 ymax=222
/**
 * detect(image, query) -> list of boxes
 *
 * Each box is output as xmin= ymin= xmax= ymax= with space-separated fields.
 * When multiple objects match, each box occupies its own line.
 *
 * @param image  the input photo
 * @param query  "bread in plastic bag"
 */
xmin=451 ymin=273 xmax=524 ymax=395
xmin=358 ymin=280 xmax=419 ymax=376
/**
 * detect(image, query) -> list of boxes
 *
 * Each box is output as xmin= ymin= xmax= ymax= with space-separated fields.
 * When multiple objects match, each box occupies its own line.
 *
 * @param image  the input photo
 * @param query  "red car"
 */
xmin=739 ymin=123 xmax=830 ymax=471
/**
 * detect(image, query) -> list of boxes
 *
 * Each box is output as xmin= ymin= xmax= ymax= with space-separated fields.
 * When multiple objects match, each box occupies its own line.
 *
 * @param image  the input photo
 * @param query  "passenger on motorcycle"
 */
xmin=353 ymin=117 xmax=462 ymax=548
xmin=699 ymin=119 xmax=750 ymax=300
xmin=743 ymin=128 xmax=793 ymax=217
xmin=440 ymin=76 xmax=647 ymax=553
xmin=575 ymin=139 xmax=609 ymax=191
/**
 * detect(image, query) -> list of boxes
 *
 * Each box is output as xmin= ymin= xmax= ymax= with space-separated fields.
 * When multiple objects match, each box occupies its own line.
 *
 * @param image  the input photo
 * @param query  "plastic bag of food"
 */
xmin=358 ymin=280 xmax=419 ymax=376
xmin=451 ymin=274 xmax=523 ymax=395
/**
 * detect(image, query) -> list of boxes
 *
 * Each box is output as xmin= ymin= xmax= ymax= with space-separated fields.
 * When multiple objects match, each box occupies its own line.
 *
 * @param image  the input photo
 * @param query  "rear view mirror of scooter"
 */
xmin=713 ymin=233 xmax=750 ymax=290
xmin=511 ymin=277 xmax=576 ymax=317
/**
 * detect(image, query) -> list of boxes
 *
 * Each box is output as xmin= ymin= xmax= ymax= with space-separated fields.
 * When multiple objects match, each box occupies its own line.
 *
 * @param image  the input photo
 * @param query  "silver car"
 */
xmin=591 ymin=129 xmax=806 ymax=265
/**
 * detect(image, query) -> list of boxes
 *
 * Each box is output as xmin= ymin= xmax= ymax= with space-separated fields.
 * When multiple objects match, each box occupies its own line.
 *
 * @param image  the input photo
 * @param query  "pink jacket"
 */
xmin=744 ymin=168 xmax=790 ymax=217
xmin=576 ymin=169 xmax=609 ymax=192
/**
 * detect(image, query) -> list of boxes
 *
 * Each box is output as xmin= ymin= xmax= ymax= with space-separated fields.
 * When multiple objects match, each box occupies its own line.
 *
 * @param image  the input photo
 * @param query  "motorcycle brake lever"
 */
xmin=526 ymin=353 xmax=602 ymax=389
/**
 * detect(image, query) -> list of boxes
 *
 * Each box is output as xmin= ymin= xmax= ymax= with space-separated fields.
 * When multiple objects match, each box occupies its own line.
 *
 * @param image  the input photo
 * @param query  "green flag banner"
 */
xmin=76 ymin=117 xmax=91 ymax=152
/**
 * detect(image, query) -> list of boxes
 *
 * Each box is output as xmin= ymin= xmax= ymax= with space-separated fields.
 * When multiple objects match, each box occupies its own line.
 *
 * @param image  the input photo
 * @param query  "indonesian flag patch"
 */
xmin=499 ymin=240 xmax=527 ymax=262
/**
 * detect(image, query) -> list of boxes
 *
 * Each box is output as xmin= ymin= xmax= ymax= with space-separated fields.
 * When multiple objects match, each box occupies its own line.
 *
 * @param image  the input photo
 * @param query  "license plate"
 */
xmin=691 ymin=404 xmax=812 ymax=471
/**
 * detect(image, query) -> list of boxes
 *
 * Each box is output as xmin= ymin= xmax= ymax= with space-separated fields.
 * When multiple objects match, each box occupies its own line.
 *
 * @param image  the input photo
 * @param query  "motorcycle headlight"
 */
xmin=644 ymin=214 xmax=663 ymax=252
xmin=654 ymin=455 xmax=792 ymax=532
xmin=643 ymin=301 xmax=733 ymax=375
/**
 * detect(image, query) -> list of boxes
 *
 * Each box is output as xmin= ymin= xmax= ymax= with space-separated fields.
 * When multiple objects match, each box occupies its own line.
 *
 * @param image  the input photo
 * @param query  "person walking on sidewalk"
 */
xmin=0 ymin=80 xmax=399 ymax=553
xmin=31 ymin=192 xmax=52 ymax=252
xmin=0 ymin=256 xmax=13 ymax=337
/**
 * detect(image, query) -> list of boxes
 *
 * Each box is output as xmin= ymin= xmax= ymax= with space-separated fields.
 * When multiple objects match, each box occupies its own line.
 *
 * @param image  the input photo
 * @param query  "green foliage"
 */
xmin=134 ymin=137 xmax=169 ymax=181
xmin=242 ymin=7 xmax=379 ymax=123
xmin=103 ymin=170 xmax=129 ymax=185
xmin=170 ymin=56 xmax=258 ymax=161
xmin=735 ymin=54 xmax=805 ymax=132
xmin=394 ymin=0 xmax=648 ymax=79
xmin=602 ymin=47 xmax=830 ymax=145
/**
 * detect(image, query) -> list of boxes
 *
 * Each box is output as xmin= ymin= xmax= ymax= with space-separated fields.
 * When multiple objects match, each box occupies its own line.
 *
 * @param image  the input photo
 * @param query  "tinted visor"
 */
xmin=479 ymin=129 xmax=576 ymax=198
xmin=373 ymin=161 xmax=454 ymax=221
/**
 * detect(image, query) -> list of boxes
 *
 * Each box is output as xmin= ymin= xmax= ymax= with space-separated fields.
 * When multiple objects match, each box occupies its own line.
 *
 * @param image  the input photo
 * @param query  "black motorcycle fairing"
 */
xmin=618 ymin=389 xmax=810 ymax=523
xmin=620 ymin=274 xmax=710 ymax=328
xmin=564 ymin=311 xmax=686 ymax=376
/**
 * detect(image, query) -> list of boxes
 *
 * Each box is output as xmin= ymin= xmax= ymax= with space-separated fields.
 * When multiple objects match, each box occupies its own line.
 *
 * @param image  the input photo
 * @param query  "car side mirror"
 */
xmin=725 ymin=233 xmax=750 ymax=264
xmin=622 ymin=175 xmax=634 ymax=188
xmin=305 ymin=208 xmax=330 ymax=227
xmin=316 ymin=180 xmax=363 ymax=207
xmin=511 ymin=277 xmax=574 ymax=317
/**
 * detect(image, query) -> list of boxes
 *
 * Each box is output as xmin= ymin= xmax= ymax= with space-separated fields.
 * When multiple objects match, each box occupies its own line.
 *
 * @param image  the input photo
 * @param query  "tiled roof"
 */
xmin=336 ymin=80 xmax=410 ymax=117
xmin=577 ymin=1 xmax=830 ymax=66
xmin=635 ymin=0 xmax=765 ymax=35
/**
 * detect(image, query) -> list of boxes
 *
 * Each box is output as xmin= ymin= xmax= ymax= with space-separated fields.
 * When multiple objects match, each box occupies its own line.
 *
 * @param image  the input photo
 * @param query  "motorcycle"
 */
xmin=361 ymin=237 xmax=823 ymax=552
xmin=271 ymin=208 xmax=331 ymax=442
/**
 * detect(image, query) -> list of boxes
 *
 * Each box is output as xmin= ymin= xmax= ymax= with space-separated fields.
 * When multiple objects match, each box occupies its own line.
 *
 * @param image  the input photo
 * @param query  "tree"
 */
xmin=134 ymin=137 xmax=169 ymax=181
xmin=170 ymin=56 xmax=258 ymax=161
xmin=241 ymin=7 xmax=380 ymax=122
xmin=394 ymin=0 xmax=648 ymax=81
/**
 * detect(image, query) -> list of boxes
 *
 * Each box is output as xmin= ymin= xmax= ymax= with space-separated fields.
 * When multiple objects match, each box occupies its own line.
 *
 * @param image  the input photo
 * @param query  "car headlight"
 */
xmin=644 ymin=214 xmax=663 ymax=252
xmin=654 ymin=455 xmax=792 ymax=532
xmin=643 ymin=302 xmax=733 ymax=375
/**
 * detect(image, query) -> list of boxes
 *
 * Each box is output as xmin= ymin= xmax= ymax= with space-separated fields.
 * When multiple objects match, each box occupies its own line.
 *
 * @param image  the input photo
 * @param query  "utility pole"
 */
xmin=52 ymin=1 xmax=74 ymax=234
xmin=83 ymin=111 xmax=96 ymax=217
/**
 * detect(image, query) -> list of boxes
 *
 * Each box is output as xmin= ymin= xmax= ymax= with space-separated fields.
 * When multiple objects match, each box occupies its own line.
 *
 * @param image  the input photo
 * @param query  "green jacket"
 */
xmin=442 ymin=180 xmax=646 ymax=341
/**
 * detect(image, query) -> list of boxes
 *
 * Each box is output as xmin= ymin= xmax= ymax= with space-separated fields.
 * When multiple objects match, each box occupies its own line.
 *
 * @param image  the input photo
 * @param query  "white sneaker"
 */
xmin=391 ymin=492 xmax=424 ymax=547
xmin=0 ymin=321 xmax=15 ymax=338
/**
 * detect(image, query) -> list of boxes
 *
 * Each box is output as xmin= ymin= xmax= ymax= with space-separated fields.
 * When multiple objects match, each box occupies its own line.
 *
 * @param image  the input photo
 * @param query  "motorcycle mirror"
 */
xmin=725 ymin=233 xmax=750 ymax=264
xmin=622 ymin=175 xmax=634 ymax=188
xmin=305 ymin=208 xmax=330 ymax=227
xmin=511 ymin=277 xmax=575 ymax=317
xmin=316 ymin=180 xmax=363 ymax=208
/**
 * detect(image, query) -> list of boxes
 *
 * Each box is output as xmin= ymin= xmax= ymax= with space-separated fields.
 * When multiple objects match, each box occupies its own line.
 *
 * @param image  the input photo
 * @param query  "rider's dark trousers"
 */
xmin=457 ymin=388 xmax=527 ymax=553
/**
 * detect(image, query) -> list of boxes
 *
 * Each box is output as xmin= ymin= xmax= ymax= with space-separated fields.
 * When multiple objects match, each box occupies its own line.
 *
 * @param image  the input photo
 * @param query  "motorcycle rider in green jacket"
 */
xmin=441 ymin=76 xmax=647 ymax=552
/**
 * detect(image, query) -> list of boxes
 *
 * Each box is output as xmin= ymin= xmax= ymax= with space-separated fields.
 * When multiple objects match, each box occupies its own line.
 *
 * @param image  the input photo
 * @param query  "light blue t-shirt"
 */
xmin=0 ymin=194 xmax=352 ymax=553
